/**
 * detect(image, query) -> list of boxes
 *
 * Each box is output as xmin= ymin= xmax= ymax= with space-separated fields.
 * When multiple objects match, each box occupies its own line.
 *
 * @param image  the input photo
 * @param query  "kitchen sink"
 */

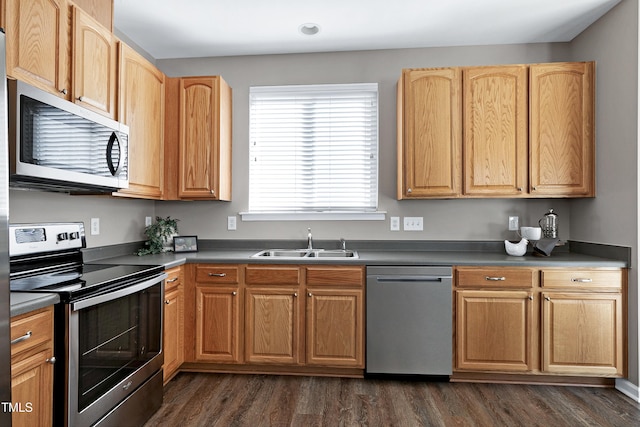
xmin=251 ymin=249 xmax=359 ymax=259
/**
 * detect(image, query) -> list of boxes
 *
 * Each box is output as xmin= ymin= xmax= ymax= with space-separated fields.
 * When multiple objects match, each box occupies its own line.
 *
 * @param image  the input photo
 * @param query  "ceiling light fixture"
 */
xmin=299 ymin=23 xmax=320 ymax=36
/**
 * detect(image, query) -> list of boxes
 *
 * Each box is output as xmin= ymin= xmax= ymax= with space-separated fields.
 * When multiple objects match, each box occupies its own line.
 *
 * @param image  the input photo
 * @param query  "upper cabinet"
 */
xmin=4 ymin=0 xmax=117 ymax=119
xmin=530 ymin=62 xmax=595 ymax=197
xmin=463 ymin=65 xmax=528 ymax=197
xmin=71 ymin=6 xmax=117 ymax=118
xmin=397 ymin=61 xmax=595 ymax=199
xmin=171 ymin=76 xmax=232 ymax=201
xmin=5 ymin=0 xmax=71 ymax=98
xmin=116 ymin=43 xmax=165 ymax=199
xmin=397 ymin=68 xmax=461 ymax=198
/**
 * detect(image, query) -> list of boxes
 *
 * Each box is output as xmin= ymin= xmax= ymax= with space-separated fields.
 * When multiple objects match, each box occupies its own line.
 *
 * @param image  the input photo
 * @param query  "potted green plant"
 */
xmin=137 ymin=216 xmax=179 ymax=255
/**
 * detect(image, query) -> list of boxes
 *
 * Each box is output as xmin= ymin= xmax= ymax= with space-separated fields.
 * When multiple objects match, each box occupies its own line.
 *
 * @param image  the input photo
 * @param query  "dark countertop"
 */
xmin=10 ymin=292 xmax=60 ymax=318
xmin=92 ymin=248 xmax=628 ymax=269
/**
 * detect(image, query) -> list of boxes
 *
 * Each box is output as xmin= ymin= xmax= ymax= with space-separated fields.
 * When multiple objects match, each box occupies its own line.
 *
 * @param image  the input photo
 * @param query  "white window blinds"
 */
xmin=248 ymin=83 xmax=379 ymax=214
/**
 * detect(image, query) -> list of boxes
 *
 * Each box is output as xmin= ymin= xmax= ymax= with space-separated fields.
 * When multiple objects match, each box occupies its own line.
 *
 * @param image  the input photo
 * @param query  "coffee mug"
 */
xmin=520 ymin=226 xmax=542 ymax=241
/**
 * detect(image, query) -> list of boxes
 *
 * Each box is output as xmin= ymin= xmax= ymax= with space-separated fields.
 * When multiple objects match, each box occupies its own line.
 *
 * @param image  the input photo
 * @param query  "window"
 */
xmin=245 ymin=83 xmax=379 ymax=220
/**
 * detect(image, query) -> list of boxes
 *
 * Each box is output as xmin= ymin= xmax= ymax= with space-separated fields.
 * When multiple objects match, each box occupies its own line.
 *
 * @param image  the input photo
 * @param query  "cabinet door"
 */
xmin=5 ymin=0 xmax=70 ymax=98
xmin=397 ymin=68 xmax=461 ymax=198
xmin=456 ymin=290 xmax=533 ymax=371
xmin=71 ymin=6 xmax=117 ymax=118
xmin=542 ymin=292 xmax=623 ymax=376
xmin=306 ymin=289 xmax=364 ymax=367
xmin=463 ymin=65 xmax=528 ymax=196
xmin=11 ymin=348 xmax=54 ymax=427
xmin=179 ymin=76 xmax=232 ymax=200
xmin=245 ymin=288 xmax=301 ymax=364
xmin=196 ymin=286 xmax=241 ymax=363
xmin=163 ymin=286 xmax=183 ymax=382
xmin=117 ymin=43 xmax=165 ymax=199
xmin=530 ymin=62 xmax=594 ymax=197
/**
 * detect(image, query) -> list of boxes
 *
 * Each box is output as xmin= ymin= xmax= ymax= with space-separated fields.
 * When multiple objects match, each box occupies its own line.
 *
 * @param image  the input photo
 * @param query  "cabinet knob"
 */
xmin=164 ymin=300 xmax=170 ymax=305
xmin=533 ymin=186 xmax=538 ymax=191
xmin=545 ymin=296 xmax=551 ymax=301
xmin=232 ymin=291 xmax=237 ymax=296
xmin=407 ymin=188 xmax=412 ymax=194
xmin=46 ymin=357 xmax=56 ymax=364
xmin=210 ymin=190 xmax=216 ymax=195
xmin=528 ymin=295 xmax=533 ymax=300
xmin=77 ymin=96 xmax=84 ymax=102
xmin=59 ymin=88 xmax=68 ymax=95
xmin=517 ymin=187 xmax=523 ymax=192
xmin=294 ymin=292 xmax=298 ymax=297
xmin=308 ymin=292 xmax=313 ymax=297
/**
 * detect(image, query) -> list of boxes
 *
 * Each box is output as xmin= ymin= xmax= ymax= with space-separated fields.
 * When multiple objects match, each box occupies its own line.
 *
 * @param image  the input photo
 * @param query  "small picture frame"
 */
xmin=173 ymin=235 xmax=198 ymax=253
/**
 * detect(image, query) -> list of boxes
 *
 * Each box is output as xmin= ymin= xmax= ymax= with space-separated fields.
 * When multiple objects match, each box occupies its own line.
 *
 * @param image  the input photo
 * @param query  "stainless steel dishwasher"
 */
xmin=366 ymin=266 xmax=452 ymax=376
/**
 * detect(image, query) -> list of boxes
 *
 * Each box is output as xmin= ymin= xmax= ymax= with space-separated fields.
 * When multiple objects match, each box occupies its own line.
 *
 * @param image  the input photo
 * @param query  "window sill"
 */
xmin=239 ymin=211 xmax=387 ymax=221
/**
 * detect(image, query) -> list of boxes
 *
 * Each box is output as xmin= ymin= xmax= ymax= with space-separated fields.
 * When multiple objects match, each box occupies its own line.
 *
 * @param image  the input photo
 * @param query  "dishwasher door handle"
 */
xmin=373 ymin=276 xmax=448 ymax=283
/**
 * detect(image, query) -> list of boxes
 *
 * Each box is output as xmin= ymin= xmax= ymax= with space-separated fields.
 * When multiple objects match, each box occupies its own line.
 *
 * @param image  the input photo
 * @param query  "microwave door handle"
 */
xmin=106 ymin=132 xmax=124 ymax=176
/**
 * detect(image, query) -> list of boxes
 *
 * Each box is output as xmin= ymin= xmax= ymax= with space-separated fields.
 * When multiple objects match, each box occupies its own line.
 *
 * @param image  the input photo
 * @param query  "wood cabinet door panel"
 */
xmin=542 ymin=292 xmax=623 ymax=376
xmin=245 ymin=288 xmax=300 ymax=364
xmin=398 ymin=68 xmax=461 ymax=198
xmin=196 ymin=286 xmax=241 ymax=362
xmin=306 ymin=289 xmax=363 ymax=367
xmin=117 ymin=43 xmax=165 ymax=199
xmin=5 ymin=0 xmax=70 ymax=97
xmin=11 ymin=348 xmax=54 ymax=427
xmin=163 ymin=287 xmax=183 ymax=381
xmin=530 ymin=62 xmax=594 ymax=196
xmin=463 ymin=65 xmax=527 ymax=196
xmin=456 ymin=290 xmax=533 ymax=371
xmin=72 ymin=7 xmax=116 ymax=118
xmin=179 ymin=77 xmax=218 ymax=198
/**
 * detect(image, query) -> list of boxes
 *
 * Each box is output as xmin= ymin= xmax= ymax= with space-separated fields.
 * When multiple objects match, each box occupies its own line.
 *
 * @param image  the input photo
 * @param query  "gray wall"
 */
xmin=156 ymin=43 xmax=573 ymax=242
xmin=569 ymin=0 xmax=639 ymax=388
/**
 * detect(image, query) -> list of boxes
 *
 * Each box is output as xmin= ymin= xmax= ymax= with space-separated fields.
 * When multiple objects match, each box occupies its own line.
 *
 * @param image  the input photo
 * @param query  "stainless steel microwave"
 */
xmin=7 ymin=79 xmax=129 ymax=192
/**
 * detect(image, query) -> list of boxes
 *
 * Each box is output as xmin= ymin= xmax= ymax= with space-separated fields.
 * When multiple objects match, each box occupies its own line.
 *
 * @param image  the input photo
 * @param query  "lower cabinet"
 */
xmin=163 ymin=266 xmax=184 ymax=383
xmin=454 ymin=266 xmax=626 ymax=378
xmin=10 ymin=306 xmax=55 ymax=427
xmin=188 ymin=263 xmax=365 ymax=372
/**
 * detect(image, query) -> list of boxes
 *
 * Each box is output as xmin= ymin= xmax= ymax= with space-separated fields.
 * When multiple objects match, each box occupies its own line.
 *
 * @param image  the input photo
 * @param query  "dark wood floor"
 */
xmin=144 ymin=373 xmax=640 ymax=427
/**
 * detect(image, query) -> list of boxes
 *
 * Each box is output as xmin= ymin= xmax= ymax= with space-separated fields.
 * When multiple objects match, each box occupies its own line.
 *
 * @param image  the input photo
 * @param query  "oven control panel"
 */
xmin=9 ymin=222 xmax=86 ymax=256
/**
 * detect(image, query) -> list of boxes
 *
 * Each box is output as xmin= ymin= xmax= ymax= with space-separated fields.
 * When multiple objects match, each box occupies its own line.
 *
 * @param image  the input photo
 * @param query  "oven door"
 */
xmin=64 ymin=274 xmax=166 ymax=427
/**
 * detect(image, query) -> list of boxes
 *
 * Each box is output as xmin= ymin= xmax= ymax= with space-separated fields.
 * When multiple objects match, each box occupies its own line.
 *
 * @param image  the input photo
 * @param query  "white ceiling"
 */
xmin=113 ymin=0 xmax=621 ymax=59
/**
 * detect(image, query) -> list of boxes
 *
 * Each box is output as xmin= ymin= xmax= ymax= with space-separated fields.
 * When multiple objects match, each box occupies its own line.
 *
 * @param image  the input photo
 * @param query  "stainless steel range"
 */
xmin=9 ymin=222 xmax=166 ymax=427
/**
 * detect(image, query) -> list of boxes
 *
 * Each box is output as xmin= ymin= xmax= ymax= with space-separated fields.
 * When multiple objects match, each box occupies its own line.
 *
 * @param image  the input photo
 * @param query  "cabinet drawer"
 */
xmin=165 ymin=266 xmax=182 ymax=291
xmin=306 ymin=266 xmax=364 ymax=287
xmin=541 ymin=269 xmax=623 ymax=290
xmin=11 ymin=307 xmax=54 ymax=358
xmin=456 ymin=267 xmax=536 ymax=288
xmin=245 ymin=266 xmax=301 ymax=286
xmin=195 ymin=265 xmax=240 ymax=284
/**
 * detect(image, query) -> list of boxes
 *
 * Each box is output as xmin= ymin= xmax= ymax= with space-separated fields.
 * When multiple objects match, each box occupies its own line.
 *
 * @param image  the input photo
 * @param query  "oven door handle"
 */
xmin=71 ymin=273 xmax=168 ymax=311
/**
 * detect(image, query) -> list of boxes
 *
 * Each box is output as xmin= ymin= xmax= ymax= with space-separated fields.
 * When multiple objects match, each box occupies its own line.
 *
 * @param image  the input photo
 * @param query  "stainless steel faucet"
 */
xmin=340 ymin=238 xmax=346 ymax=251
xmin=307 ymin=228 xmax=313 ymax=250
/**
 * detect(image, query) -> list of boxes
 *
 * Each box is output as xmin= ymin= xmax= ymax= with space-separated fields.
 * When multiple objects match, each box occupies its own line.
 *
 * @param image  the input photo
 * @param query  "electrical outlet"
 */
xmin=390 ymin=216 xmax=400 ymax=231
xmin=227 ymin=216 xmax=237 ymax=231
xmin=145 ymin=216 xmax=153 ymax=227
xmin=508 ymin=216 xmax=519 ymax=231
xmin=90 ymin=218 xmax=100 ymax=235
xmin=403 ymin=217 xmax=424 ymax=231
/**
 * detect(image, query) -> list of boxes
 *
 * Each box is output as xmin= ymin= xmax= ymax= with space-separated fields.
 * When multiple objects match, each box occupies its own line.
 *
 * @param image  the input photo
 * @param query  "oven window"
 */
xmin=77 ymin=283 xmax=161 ymax=411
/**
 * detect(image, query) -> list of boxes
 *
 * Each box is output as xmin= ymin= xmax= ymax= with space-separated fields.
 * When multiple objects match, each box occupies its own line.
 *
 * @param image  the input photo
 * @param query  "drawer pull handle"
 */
xmin=571 ymin=278 xmax=593 ymax=283
xmin=11 ymin=331 xmax=32 ymax=345
xmin=208 ymin=273 xmax=227 ymax=277
xmin=485 ymin=276 xmax=506 ymax=281
xmin=167 ymin=277 xmax=179 ymax=283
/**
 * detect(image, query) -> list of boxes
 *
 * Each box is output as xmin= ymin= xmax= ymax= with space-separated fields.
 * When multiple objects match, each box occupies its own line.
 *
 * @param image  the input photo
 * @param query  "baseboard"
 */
xmin=616 ymin=378 xmax=640 ymax=402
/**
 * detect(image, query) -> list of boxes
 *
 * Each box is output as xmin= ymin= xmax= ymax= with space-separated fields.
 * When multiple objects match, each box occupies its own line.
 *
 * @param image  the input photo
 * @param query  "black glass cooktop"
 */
xmin=10 ymin=263 xmax=164 ymax=299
